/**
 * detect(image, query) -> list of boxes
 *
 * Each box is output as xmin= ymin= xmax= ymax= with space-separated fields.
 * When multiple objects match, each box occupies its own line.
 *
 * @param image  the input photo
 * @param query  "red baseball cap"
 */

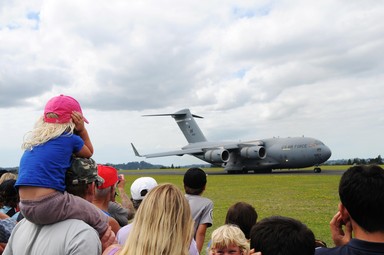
xmin=97 ymin=165 xmax=118 ymax=189
xmin=44 ymin=94 xmax=89 ymax=124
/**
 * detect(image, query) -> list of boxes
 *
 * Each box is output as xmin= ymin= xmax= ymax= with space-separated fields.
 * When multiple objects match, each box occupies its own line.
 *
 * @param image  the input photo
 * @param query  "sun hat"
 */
xmin=44 ymin=94 xmax=89 ymax=124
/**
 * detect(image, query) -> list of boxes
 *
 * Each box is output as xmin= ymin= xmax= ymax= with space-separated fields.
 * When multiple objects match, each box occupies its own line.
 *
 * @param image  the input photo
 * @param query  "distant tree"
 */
xmin=377 ymin=155 xmax=383 ymax=164
xmin=347 ymin=159 xmax=352 ymax=165
xmin=369 ymin=155 xmax=383 ymax=164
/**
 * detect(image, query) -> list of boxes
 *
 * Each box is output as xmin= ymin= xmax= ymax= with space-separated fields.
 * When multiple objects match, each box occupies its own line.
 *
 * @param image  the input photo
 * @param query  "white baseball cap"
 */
xmin=130 ymin=177 xmax=158 ymax=200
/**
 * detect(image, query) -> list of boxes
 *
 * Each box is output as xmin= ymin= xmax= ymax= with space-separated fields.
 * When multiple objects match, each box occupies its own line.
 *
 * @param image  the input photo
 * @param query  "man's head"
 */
xmin=250 ymin=216 xmax=315 ymax=255
xmin=66 ymin=157 xmax=104 ymax=200
xmin=96 ymin=165 xmax=119 ymax=201
xmin=339 ymin=164 xmax=384 ymax=232
xmin=130 ymin=177 xmax=158 ymax=209
xmin=183 ymin=167 xmax=207 ymax=195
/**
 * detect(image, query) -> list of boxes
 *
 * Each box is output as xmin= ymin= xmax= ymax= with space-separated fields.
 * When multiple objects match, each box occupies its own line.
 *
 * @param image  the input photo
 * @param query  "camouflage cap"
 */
xmin=66 ymin=157 xmax=104 ymax=186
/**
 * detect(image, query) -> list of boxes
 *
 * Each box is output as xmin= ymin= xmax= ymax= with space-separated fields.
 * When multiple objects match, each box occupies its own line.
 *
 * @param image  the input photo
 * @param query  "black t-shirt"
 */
xmin=315 ymin=239 xmax=384 ymax=255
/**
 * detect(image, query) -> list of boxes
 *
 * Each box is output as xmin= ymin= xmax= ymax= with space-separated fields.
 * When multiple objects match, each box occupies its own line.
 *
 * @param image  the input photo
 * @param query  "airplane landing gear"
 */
xmin=314 ymin=167 xmax=321 ymax=173
xmin=255 ymin=168 xmax=272 ymax=174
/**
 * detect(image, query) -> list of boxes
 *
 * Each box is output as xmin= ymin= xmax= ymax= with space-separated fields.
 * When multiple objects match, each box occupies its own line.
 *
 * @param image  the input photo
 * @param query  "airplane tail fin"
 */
xmin=143 ymin=109 xmax=207 ymax=144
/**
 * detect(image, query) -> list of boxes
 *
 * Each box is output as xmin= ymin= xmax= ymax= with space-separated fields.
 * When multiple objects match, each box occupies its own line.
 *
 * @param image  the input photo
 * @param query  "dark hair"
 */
xmin=250 ymin=216 xmax=315 ymax=255
xmin=0 ymin=170 xmax=8 ymax=178
xmin=339 ymin=164 xmax=384 ymax=232
xmin=183 ymin=186 xmax=205 ymax=195
xmin=130 ymin=189 xmax=151 ymax=210
xmin=225 ymin=202 xmax=258 ymax=239
xmin=0 ymin=179 xmax=19 ymax=208
xmin=66 ymin=182 xmax=93 ymax=198
xmin=131 ymin=199 xmax=142 ymax=210
xmin=183 ymin=168 xmax=207 ymax=190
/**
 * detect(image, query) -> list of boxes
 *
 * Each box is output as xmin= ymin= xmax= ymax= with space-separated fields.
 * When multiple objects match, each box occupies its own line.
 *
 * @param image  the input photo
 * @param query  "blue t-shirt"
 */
xmin=16 ymin=134 xmax=84 ymax=192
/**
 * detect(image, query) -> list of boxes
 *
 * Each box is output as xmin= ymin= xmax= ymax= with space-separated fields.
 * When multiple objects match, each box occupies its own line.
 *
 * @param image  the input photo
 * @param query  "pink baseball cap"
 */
xmin=44 ymin=94 xmax=89 ymax=124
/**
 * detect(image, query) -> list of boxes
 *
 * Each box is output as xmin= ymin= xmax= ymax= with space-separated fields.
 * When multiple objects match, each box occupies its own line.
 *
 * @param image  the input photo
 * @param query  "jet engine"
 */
xmin=240 ymin=146 xmax=266 ymax=159
xmin=204 ymin=149 xmax=230 ymax=163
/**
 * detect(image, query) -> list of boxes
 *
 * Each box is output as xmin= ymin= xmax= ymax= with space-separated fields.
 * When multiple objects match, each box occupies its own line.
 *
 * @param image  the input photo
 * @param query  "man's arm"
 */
xmin=109 ymin=217 xmax=121 ymax=235
xmin=116 ymin=175 xmax=134 ymax=220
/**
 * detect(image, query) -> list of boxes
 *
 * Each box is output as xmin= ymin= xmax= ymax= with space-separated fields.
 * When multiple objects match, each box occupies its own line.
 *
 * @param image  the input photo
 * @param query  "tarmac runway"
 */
xmin=120 ymin=168 xmax=345 ymax=176
xmin=204 ymin=168 xmax=344 ymax=176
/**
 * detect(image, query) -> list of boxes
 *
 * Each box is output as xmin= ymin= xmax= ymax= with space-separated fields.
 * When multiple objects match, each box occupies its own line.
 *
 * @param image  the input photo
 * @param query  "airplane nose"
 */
xmin=323 ymin=146 xmax=332 ymax=161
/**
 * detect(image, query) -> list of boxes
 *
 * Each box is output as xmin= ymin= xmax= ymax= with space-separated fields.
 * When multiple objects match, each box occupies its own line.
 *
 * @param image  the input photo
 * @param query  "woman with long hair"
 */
xmin=104 ymin=183 xmax=194 ymax=255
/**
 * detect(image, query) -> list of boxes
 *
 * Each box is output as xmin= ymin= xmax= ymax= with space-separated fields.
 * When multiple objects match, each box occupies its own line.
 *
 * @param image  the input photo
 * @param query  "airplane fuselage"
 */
xmin=187 ymin=137 xmax=331 ymax=173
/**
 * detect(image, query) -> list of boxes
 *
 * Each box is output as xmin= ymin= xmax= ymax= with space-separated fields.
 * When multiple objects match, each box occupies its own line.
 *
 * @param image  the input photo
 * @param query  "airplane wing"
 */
xmin=131 ymin=143 xmax=203 ymax=158
xmin=131 ymin=140 xmax=267 ymax=166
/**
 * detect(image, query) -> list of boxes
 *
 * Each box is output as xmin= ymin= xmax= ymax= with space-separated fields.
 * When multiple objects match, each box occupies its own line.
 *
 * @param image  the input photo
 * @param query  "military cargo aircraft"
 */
xmin=131 ymin=109 xmax=332 ymax=173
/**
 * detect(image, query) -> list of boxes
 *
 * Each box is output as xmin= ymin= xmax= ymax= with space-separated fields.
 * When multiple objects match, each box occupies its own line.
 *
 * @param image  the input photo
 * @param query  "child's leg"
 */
xmin=19 ymin=191 xmax=108 ymax=236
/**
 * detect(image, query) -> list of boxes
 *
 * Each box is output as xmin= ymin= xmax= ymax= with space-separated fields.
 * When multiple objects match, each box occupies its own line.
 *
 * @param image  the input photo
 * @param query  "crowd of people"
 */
xmin=1 ymin=94 xmax=384 ymax=255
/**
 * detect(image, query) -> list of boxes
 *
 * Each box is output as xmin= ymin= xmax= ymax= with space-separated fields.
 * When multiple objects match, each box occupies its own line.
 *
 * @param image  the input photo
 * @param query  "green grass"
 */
xmin=118 ymin=167 xmax=349 ymax=253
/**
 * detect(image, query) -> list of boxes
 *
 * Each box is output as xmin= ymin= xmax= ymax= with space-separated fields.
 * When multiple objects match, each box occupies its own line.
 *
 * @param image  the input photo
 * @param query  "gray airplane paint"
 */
xmin=131 ymin=109 xmax=332 ymax=173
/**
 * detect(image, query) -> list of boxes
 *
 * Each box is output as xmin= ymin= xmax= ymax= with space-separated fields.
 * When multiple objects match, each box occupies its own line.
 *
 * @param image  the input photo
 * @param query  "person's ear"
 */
xmin=338 ymin=203 xmax=350 ymax=223
xmin=91 ymin=183 xmax=96 ymax=195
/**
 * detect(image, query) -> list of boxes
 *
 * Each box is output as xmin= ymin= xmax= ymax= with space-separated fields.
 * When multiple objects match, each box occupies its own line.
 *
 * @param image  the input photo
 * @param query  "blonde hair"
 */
xmin=22 ymin=115 xmax=75 ymax=150
xmin=0 ymin=173 xmax=17 ymax=184
xmin=119 ymin=183 xmax=193 ymax=255
xmin=210 ymin=224 xmax=250 ymax=254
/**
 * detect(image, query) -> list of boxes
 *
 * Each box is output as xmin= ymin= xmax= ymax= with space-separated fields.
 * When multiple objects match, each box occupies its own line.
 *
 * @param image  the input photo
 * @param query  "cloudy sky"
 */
xmin=1 ymin=0 xmax=383 ymax=167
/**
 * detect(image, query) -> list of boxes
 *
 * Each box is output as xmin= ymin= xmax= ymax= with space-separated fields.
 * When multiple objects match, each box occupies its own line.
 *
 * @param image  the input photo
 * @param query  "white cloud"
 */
xmin=1 ymin=0 xmax=383 ymax=167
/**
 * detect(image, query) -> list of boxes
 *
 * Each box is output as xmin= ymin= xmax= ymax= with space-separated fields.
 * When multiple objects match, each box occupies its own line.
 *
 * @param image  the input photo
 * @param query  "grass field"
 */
xmin=118 ymin=165 xmax=356 ymax=253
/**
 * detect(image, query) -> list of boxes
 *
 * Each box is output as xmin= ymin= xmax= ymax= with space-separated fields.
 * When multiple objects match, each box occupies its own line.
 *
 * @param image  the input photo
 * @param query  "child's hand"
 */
xmin=71 ymin=111 xmax=86 ymax=132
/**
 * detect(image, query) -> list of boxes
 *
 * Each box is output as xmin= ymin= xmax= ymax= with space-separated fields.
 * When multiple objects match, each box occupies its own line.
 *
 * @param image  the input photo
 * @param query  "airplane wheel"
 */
xmin=314 ymin=167 xmax=321 ymax=173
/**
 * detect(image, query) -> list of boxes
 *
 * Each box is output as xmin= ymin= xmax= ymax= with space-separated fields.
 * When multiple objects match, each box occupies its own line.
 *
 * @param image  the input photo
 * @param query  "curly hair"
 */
xmin=22 ymin=115 xmax=75 ymax=150
xmin=210 ymin=224 xmax=250 ymax=254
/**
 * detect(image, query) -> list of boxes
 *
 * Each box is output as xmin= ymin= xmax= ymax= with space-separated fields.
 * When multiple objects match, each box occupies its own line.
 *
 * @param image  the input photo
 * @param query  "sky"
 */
xmin=1 ymin=0 xmax=383 ymax=168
